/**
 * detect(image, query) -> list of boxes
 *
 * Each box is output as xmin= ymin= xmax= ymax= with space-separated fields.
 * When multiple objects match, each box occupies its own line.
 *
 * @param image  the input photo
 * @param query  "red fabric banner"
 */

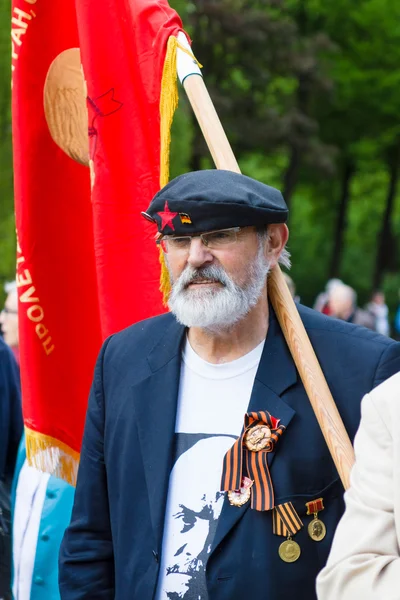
xmin=76 ymin=0 xmax=183 ymax=336
xmin=12 ymin=0 xmax=102 ymax=482
xmin=12 ymin=0 xmax=184 ymax=482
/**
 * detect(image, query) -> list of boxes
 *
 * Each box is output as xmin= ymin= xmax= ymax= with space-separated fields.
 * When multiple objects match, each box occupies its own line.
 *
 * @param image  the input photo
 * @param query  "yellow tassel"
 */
xmin=25 ymin=426 xmax=80 ymax=487
xmin=158 ymin=37 xmax=203 ymax=305
xmin=159 ymin=250 xmax=172 ymax=304
xmin=160 ymin=35 xmax=179 ymax=188
xmin=159 ymin=35 xmax=180 ymax=304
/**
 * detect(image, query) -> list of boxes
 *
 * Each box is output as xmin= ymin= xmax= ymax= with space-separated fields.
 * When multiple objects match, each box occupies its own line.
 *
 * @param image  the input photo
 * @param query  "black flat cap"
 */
xmin=142 ymin=170 xmax=288 ymax=235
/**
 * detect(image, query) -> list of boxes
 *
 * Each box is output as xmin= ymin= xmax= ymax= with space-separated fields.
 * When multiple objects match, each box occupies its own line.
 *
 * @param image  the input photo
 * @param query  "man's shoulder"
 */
xmin=297 ymin=304 xmax=400 ymax=389
xmin=113 ymin=311 xmax=175 ymax=341
xmin=368 ymin=370 xmax=400 ymax=404
xmin=101 ymin=312 xmax=179 ymax=371
xmin=291 ymin=304 xmax=400 ymax=403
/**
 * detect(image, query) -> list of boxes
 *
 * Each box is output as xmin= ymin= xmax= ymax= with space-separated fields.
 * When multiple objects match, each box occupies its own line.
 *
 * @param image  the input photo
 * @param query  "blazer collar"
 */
xmin=253 ymin=306 xmax=297 ymax=399
xmin=147 ymin=316 xmax=186 ymax=373
xmin=132 ymin=316 xmax=185 ymax=550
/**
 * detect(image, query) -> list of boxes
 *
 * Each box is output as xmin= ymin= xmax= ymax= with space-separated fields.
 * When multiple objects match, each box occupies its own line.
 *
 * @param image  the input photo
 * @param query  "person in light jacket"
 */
xmin=12 ymin=434 xmax=74 ymax=600
xmin=317 ymin=371 xmax=400 ymax=600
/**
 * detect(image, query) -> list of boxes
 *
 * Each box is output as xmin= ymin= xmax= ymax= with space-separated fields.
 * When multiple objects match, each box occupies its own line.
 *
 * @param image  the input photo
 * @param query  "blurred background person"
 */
xmin=3 ymin=287 xmax=75 ymax=600
xmin=11 ymin=434 xmax=74 ymax=600
xmin=0 ymin=280 xmax=75 ymax=599
xmin=393 ymin=290 xmax=400 ymax=340
xmin=329 ymin=284 xmax=376 ymax=330
xmin=313 ymin=279 xmax=343 ymax=315
xmin=365 ymin=290 xmax=390 ymax=337
xmin=0 ymin=281 xmax=19 ymax=365
xmin=0 ymin=284 xmax=23 ymax=600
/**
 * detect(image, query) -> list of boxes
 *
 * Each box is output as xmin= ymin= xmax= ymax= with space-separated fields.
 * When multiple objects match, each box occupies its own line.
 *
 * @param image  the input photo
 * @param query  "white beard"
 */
xmin=168 ymin=243 xmax=270 ymax=333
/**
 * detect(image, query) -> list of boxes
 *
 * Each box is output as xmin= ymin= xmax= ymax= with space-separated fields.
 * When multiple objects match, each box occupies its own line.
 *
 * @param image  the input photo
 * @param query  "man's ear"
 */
xmin=265 ymin=224 xmax=289 ymax=266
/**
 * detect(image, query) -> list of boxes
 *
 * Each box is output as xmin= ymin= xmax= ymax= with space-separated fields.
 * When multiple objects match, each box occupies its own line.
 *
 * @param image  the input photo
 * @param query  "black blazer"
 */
xmin=59 ymin=305 xmax=400 ymax=600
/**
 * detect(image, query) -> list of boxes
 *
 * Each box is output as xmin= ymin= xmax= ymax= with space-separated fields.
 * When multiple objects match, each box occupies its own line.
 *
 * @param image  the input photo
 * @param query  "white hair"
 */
xmin=329 ymin=283 xmax=357 ymax=307
xmin=257 ymin=228 xmax=291 ymax=270
xmin=326 ymin=278 xmax=343 ymax=293
xmin=278 ymin=247 xmax=291 ymax=270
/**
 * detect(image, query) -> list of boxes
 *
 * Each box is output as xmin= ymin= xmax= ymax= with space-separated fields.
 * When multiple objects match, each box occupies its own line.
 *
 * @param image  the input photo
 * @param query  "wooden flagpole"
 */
xmin=177 ymin=42 xmax=355 ymax=490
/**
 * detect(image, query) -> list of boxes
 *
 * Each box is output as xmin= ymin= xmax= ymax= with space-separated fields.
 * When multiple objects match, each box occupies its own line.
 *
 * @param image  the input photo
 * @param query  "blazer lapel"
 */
xmin=211 ymin=308 xmax=298 ymax=553
xmin=132 ymin=318 xmax=185 ymax=549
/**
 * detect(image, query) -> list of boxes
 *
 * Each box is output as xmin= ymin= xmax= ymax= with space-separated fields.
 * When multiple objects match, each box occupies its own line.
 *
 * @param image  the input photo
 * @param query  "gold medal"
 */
xmin=305 ymin=498 xmax=326 ymax=542
xmin=244 ymin=424 xmax=271 ymax=452
xmin=227 ymin=477 xmax=253 ymax=507
xmin=278 ymin=538 xmax=301 ymax=563
xmin=308 ymin=517 xmax=326 ymax=542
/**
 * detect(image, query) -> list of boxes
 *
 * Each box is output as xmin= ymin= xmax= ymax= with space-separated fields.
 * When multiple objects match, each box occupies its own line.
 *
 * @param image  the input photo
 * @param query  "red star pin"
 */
xmin=157 ymin=201 xmax=178 ymax=232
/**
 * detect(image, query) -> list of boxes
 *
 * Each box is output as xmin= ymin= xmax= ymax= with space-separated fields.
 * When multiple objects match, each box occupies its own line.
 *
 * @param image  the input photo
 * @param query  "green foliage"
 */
xmin=0 ymin=0 xmax=16 ymax=299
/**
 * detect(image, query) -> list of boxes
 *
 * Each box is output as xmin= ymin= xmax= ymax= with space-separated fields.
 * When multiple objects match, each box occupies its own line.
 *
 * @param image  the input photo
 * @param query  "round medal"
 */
xmin=244 ymin=424 xmax=271 ymax=452
xmin=228 ymin=486 xmax=251 ymax=507
xmin=308 ymin=518 xmax=326 ymax=542
xmin=227 ymin=477 xmax=253 ymax=507
xmin=278 ymin=539 xmax=301 ymax=563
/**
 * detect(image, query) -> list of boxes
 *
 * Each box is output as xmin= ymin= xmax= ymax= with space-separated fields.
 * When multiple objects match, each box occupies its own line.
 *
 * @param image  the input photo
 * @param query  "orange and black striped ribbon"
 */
xmin=305 ymin=497 xmax=324 ymax=515
xmin=272 ymin=502 xmax=304 ymax=537
xmin=221 ymin=411 xmax=286 ymax=511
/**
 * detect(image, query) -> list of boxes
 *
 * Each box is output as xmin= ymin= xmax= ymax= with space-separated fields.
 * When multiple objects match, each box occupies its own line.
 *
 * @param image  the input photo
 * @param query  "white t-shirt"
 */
xmin=155 ymin=337 xmax=264 ymax=600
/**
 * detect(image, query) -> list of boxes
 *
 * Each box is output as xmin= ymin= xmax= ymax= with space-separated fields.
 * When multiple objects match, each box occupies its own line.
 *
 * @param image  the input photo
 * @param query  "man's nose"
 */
xmin=186 ymin=237 xmax=214 ymax=268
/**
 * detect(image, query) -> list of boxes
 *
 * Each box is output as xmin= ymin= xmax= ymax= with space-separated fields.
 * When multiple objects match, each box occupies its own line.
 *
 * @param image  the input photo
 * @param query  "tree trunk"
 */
xmin=373 ymin=141 xmax=400 ymax=289
xmin=282 ymin=66 xmax=311 ymax=210
xmin=282 ymin=144 xmax=300 ymax=209
xmin=329 ymin=160 xmax=355 ymax=278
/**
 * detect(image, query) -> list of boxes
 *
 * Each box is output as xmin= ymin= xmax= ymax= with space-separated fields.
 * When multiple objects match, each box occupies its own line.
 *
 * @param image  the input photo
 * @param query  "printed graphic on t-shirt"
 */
xmin=157 ymin=433 xmax=236 ymax=600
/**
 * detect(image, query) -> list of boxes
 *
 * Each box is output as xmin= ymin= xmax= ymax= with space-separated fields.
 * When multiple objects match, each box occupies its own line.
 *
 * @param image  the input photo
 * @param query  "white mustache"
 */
xmin=176 ymin=265 xmax=230 ymax=291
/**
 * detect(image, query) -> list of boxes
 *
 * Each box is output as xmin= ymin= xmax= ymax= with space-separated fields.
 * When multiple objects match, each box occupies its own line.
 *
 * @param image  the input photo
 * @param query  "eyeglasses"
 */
xmin=1 ymin=307 xmax=17 ymax=315
xmin=157 ymin=227 xmax=242 ymax=253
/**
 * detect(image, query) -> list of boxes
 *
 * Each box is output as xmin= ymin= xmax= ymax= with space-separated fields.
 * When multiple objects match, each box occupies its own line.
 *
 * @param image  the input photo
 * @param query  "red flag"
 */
xmin=76 ymin=0 xmax=183 ymax=337
xmin=12 ymin=0 xmax=102 ymax=483
xmin=12 ymin=0 xmax=187 ymax=483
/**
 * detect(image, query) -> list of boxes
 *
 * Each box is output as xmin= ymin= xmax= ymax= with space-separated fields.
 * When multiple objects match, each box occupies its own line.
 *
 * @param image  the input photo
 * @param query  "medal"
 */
xmin=305 ymin=498 xmax=326 ymax=542
xmin=244 ymin=423 xmax=271 ymax=452
xmin=278 ymin=537 xmax=301 ymax=563
xmin=227 ymin=477 xmax=253 ymax=507
xmin=273 ymin=502 xmax=303 ymax=562
xmin=307 ymin=518 xmax=326 ymax=541
xmin=221 ymin=410 xmax=286 ymax=511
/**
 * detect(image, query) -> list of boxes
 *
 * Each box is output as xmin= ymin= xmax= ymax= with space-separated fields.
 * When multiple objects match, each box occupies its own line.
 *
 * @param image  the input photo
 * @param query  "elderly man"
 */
xmin=59 ymin=170 xmax=400 ymax=600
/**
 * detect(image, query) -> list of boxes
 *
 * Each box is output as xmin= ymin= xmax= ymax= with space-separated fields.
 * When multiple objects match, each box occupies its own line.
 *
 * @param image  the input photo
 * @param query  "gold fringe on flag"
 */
xmin=159 ymin=249 xmax=172 ymax=302
xmin=158 ymin=35 xmax=202 ymax=305
xmin=25 ymin=425 xmax=80 ymax=486
xmin=160 ymin=35 xmax=179 ymax=190
xmin=159 ymin=35 xmax=179 ymax=304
